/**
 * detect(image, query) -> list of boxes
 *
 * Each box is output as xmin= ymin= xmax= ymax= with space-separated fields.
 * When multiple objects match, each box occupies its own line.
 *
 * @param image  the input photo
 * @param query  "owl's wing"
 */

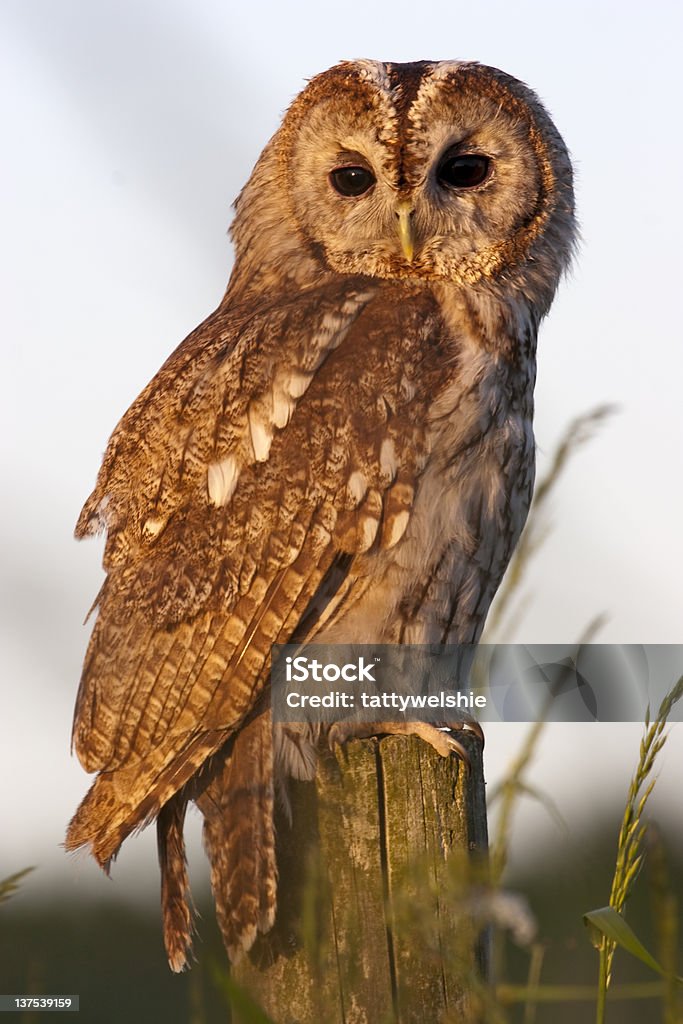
xmin=67 ymin=280 xmax=443 ymax=866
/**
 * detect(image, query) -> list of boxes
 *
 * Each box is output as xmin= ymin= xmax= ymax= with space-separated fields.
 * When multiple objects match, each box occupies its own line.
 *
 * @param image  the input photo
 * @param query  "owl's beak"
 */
xmin=395 ymin=201 xmax=415 ymax=263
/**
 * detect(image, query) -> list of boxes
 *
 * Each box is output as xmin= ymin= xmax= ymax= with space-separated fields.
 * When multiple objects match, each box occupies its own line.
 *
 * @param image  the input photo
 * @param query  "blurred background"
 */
xmin=1 ymin=1 xmax=681 ymax=1020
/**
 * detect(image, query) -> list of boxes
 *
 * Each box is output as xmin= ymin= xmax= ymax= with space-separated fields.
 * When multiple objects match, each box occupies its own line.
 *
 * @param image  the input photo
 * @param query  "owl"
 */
xmin=66 ymin=60 xmax=575 ymax=971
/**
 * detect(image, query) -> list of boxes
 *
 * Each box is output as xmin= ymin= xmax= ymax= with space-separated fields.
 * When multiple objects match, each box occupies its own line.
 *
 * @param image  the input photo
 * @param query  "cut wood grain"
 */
xmin=232 ymin=732 xmax=488 ymax=1024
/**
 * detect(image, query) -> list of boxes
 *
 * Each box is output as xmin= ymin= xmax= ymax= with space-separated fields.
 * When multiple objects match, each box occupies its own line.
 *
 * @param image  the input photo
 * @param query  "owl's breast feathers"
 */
xmin=67 ymin=276 xmax=536 ymax=867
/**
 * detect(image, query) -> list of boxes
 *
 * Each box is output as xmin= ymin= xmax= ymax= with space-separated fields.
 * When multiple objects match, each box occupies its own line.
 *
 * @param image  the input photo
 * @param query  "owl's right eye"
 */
xmin=329 ymin=166 xmax=376 ymax=197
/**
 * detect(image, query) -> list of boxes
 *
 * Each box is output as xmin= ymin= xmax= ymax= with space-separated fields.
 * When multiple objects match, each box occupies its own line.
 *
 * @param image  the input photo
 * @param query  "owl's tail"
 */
xmin=65 ymin=712 xmax=277 ymax=971
xmin=197 ymin=710 xmax=277 ymax=962
xmin=157 ymin=793 xmax=194 ymax=972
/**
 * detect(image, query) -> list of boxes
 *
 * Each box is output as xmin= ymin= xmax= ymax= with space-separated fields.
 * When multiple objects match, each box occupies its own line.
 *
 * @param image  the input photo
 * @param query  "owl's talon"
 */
xmin=448 ymin=719 xmax=485 ymax=748
xmin=327 ymin=722 xmax=347 ymax=751
xmin=326 ymin=719 xmax=478 ymax=763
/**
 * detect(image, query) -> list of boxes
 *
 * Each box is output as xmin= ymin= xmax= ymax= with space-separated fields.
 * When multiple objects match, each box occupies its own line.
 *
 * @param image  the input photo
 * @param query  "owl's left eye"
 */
xmin=436 ymin=153 xmax=491 ymax=190
xmin=329 ymin=166 xmax=376 ymax=197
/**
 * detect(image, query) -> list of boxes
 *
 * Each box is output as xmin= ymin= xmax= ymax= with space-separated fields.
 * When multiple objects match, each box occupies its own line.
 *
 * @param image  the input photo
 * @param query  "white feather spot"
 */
xmin=358 ymin=516 xmax=379 ymax=552
xmin=384 ymin=510 xmax=410 ymax=549
xmin=143 ymin=516 xmax=166 ymax=539
xmin=321 ymin=310 xmax=345 ymax=338
xmin=347 ymin=470 xmax=368 ymax=506
xmin=285 ymin=370 xmax=313 ymax=399
xmin=379 ymin=438 xmax=398 ymax=482
xmin=207 ymin=455 xmax=240 ymax=506
xmin=248 ymin=405 xmax=273 ymax=461
xmin=272 ymin=389 xmax=295 ymax=428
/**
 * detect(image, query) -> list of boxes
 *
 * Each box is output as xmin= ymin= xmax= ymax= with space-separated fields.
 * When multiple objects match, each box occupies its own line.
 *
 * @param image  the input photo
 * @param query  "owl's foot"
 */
xmin=327 ymin=719 xmax=483 ymax=763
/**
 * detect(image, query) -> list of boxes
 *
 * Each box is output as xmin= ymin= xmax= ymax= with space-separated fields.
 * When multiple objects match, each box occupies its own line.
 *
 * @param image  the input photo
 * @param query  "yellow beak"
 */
xmin=396 ymin=202 xmax=415 ymax=263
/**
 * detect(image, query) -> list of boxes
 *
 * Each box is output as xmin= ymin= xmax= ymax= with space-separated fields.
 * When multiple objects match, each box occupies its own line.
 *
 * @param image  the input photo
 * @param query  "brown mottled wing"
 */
xmin=66 ymin=281 xmax=445 ymax=871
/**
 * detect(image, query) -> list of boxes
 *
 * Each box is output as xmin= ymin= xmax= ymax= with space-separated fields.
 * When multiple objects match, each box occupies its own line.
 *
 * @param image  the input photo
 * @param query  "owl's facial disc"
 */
xmin=288 ymin=109 xmax=539 ymax=284
xmin=278 ymin=62 xmax=572 ymax=288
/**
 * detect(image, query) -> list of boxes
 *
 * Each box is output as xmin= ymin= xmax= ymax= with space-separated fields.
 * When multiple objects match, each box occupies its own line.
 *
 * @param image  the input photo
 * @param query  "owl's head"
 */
xmin=230 ymin=61 xmax=575 ymax=313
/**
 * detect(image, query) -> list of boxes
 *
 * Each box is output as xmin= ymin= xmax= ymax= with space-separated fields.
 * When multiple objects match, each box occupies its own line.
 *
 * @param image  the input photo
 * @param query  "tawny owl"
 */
xmin=66 ymin=60 xmax=575 ymax=971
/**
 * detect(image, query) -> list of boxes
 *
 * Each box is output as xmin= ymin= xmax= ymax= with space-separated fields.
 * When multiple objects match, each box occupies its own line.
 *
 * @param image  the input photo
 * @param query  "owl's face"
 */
xmin=232 ymin=61 xmax=574 ymax=309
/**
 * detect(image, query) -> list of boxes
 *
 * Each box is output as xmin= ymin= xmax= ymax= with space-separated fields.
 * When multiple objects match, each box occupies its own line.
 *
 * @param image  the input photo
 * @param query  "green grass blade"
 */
xmin=0 ymin=867 xmax=34 ymax=905
xmin=584 ymin=907 xmax=683 ymax=984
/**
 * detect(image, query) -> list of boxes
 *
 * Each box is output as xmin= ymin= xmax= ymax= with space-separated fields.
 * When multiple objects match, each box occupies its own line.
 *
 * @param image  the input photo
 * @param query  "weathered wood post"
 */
xmin=232 ymin=733 xmax=488 ymax=1024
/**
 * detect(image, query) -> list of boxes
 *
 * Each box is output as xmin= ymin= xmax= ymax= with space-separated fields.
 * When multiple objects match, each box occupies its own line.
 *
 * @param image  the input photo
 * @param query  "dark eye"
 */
xmin=329 ymin=165 xmax=376 ymax=197
xmin=436 ymin=153 xmax=491 ymax=190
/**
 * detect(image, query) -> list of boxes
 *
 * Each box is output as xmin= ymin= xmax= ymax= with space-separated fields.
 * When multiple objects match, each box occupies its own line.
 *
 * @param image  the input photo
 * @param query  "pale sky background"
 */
xmin=1 ymin=0 xmax=682 ymax=908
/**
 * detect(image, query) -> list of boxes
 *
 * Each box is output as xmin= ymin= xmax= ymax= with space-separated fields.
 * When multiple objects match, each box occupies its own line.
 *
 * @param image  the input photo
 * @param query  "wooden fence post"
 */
xmin=232 ymin=733 xmax=488 ymax=1024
